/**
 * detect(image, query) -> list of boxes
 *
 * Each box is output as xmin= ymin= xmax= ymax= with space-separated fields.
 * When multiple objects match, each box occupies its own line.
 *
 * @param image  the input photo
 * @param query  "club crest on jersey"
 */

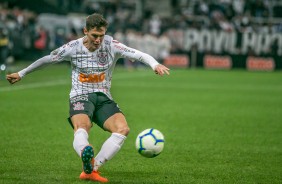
xmin=73 ymin=102 xmax=84 ymax=111
xmin=97 ymin=50 xmax=108 ymax=66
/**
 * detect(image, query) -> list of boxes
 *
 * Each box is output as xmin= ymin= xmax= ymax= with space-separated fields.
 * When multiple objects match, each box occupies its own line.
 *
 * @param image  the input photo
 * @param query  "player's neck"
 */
xmin=83 ymin=38 xmax=97 ymax=52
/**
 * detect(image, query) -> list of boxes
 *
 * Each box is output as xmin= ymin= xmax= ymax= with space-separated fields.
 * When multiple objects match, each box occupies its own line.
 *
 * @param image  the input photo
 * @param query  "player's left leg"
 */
xmin=93 ymin=112 xmax=129 ymax=171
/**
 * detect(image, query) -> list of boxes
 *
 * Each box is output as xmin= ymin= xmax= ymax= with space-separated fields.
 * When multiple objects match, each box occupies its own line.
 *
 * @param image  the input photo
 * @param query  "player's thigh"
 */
xmin=93 ymin=92 xmax=126 ymax=131
xmin=103 ymin=113 xmax=130 ymax=136
xmin=69 ymin=94 xmax=96 ymax=132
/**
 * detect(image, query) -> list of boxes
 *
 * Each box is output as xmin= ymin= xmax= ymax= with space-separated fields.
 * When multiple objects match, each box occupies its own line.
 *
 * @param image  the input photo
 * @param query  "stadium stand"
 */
xmin=1 ymin=0 xmax=282 ymax=69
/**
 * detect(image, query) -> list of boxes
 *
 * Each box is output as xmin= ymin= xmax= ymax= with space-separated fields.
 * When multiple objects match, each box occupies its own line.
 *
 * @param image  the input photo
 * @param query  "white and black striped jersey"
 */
xmin=48 ymin=35 xmax=159 ymax=99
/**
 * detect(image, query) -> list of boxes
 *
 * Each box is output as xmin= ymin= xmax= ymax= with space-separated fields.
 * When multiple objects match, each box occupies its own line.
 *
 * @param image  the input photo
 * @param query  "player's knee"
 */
xmin=73 ymin=121 xmax=92 ymax=132
xmin=116 ymin=126 xmax=130 ymax=136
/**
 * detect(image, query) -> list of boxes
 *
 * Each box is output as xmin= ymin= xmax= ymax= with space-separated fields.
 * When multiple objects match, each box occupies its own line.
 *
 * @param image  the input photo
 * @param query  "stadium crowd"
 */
xmin=1 ymin=0 xmax=282 ymax=67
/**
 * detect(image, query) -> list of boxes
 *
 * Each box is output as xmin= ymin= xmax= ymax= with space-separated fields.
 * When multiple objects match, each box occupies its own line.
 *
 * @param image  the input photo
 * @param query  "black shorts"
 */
xmin=68 ymin=92 xmax=122 ymax=129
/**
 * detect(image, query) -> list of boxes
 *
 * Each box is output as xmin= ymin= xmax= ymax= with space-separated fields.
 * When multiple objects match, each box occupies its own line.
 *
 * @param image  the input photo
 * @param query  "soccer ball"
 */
xmin=135 ymin=128 xmax=165 ymax=158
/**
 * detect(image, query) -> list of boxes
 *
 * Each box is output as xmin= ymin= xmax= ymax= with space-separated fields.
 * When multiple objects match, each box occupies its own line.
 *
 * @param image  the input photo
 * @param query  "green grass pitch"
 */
xmin=0 ymin=63 xmax=282 ymax=184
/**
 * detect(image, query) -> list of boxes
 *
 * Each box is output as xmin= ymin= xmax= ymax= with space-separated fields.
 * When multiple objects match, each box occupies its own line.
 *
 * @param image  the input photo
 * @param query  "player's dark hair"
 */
xmin=86 ymin=13 xmax=108 ymax=31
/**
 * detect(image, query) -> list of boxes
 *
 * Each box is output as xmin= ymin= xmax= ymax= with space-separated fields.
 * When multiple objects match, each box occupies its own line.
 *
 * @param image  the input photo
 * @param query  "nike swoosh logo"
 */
xmin=78 ymin=59 xmax=85 ymax=62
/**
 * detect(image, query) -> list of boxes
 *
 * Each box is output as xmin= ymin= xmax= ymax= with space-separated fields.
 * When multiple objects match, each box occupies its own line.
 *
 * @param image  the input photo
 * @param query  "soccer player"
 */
xmin=6 ymin=13 xmax=170 ymax=182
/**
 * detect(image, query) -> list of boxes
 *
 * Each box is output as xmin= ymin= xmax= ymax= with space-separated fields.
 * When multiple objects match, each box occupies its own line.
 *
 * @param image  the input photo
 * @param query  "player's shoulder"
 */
xmin=103 ymin=35 xmax=113 ymax=45
xmin=104 ymin=35 xmax=123 ymax=45
xmin=53 ymin=38 xmax=81 ymax=52
xmin=66 ymin=38 xmax=82 ymax=48
xmin=50 ymin=38 xmax=82 ymax=60
xmin=60 ymin=38 xmax=82 ymax=53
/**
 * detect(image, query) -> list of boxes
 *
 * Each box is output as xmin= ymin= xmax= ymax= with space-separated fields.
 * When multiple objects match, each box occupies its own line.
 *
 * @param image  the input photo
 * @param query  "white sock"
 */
xmin=73 ymin=128 xmax=89 ymax=157
xmin=94 ymin=133 xmax=126 ymax=171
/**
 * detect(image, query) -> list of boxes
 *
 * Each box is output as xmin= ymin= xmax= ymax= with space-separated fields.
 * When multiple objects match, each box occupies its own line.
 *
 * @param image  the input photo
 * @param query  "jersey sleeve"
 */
xmin=50 ymin=40 xmax=78 ymax=62
xmin=112 ymin=40 xmax=159 ymax=70
xmin=18 ymin=40 xmax=78 ymax=78
xmin=18 ymin=55 xmax=52 ymax=78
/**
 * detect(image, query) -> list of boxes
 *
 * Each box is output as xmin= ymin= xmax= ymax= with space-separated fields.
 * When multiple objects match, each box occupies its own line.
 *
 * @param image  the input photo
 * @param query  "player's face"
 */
xmin=84 ymin=27 xmax=106 ymax=50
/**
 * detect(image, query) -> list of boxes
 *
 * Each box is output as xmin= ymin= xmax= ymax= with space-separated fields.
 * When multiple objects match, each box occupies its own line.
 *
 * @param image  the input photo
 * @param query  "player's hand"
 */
xmin=6 ymin=73 xmax=21 ymax=84
xmin=154 ymin=64 xmax=170 ymax=76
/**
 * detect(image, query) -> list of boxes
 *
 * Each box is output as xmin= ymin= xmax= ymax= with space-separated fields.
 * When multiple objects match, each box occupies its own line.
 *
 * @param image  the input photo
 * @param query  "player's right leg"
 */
xmin=71 ymin=114 xmax=92 ymax=156
xmin=69 ymin=93 xmax=108 ymax=182
xmin=71 ymin=114 xmax=108 ymax=182
xmin=69 ymin=94 xmax=95 ymax=165
xmin=71 ymin=114 xmax=93 ymax=172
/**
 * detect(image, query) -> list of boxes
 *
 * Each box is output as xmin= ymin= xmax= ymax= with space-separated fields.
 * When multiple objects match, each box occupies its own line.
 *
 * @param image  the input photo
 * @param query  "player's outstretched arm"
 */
xmin=6 ymin=73 xmax=21 ymax=84
xmin=154 ymin=64 xmax=170 ymax=76
xmin=112 ymin=41 xmax=170 ymax=76
xmin=6 ymin=55 xmax=53 ymax=85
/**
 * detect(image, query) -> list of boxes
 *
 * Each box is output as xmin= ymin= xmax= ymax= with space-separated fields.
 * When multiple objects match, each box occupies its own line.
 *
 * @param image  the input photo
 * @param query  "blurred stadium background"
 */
xmin=1 ymin=0 xmax=282 ymax=71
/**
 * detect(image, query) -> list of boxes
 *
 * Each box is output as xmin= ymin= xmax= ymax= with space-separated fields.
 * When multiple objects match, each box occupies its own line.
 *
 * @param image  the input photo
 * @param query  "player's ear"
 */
xmin=83 ymin=27 xmax=88 ymax=35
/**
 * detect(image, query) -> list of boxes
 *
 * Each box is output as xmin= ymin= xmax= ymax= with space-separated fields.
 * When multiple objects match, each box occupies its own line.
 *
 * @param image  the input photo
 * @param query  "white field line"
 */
xmin=0 ymin=79 xmax=69 ymax=92
xmin=0 ymin=72 xmax=152 ymax=92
